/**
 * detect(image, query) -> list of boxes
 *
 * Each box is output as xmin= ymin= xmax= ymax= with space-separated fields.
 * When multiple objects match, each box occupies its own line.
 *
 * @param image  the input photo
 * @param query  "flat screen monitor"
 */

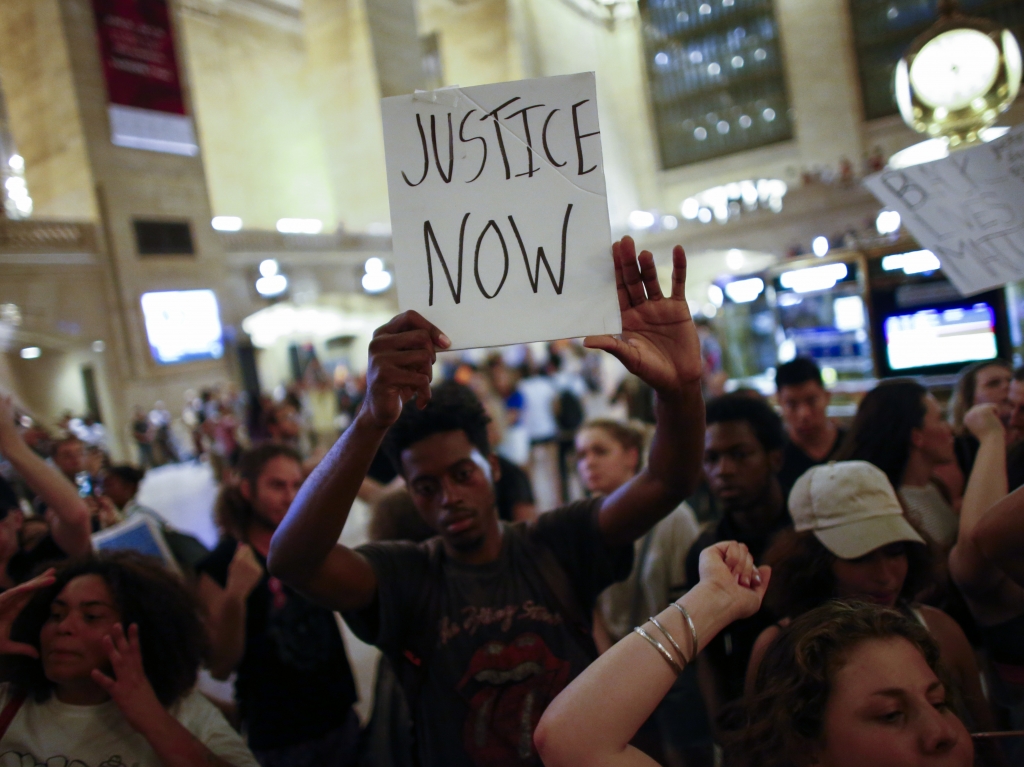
xmin=140 ymin=290 xmax=224 ymax=365
xmin=883 ymin=302 xmax=997 ymax=372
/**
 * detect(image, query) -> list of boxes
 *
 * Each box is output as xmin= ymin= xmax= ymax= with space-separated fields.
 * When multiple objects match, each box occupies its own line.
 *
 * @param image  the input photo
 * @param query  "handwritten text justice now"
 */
xmin=396 ymin=96 xmax=601 ymax=306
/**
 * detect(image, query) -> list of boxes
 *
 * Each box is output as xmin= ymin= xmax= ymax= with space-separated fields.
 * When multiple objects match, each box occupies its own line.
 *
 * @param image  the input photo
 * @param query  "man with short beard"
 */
xmin=196 ymin=443 xmax=359 ymax=766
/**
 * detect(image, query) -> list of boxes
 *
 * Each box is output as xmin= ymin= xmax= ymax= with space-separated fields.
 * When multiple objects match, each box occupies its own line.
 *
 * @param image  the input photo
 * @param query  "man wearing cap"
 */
xmin=746 ymin=460 xmax=995 ymax=733
xmin=684 ymin=393 xmax=789 ymax=720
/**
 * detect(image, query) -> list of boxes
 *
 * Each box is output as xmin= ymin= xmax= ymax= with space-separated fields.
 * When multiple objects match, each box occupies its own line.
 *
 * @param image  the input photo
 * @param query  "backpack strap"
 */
xmin=0 ymin=692 xmax=25 ymax=742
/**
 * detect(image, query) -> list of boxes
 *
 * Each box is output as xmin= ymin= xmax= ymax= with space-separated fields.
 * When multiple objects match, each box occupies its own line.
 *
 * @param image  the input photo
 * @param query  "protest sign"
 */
xmin=381 ymin=72 xmax=622 ymax=349
xmin=864 ymin=124 xmax=1024 ymax=296
xmin=92 ymin=513 xmax=180 ymax=574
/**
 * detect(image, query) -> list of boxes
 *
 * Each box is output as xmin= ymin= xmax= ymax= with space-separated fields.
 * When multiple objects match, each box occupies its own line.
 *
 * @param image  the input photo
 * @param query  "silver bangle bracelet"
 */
xmin=633 ymin=626 xmax=683 ymax=675
xmin=649 ymin=616 xmax=686 ymax=667
xmin=669 ymin=602 xmax=700 ymax=663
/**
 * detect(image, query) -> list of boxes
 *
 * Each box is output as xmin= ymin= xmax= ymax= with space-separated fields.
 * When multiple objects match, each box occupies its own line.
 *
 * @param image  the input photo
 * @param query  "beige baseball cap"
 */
xmin=789 ymin=460 xmax=925 ymax=559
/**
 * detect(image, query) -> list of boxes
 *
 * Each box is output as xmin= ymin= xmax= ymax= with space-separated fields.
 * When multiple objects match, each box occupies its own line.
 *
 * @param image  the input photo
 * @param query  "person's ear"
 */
xmin=822 ymin=387 xmax=832 ymax=405
xmin=768 ymin=447 xmax=784 ymax=473
xmin=9 ymin=509 xmax=22 ymax=532
xmin=239 ymin=478 xmax=253 ymax=502
xmin=489 ymin=454 xmax=502 ymax=484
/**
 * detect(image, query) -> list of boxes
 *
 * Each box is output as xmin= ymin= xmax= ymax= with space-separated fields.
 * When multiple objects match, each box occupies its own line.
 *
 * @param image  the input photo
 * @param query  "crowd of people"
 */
xmin=0 ymin=236 xmax=1021 ymax=766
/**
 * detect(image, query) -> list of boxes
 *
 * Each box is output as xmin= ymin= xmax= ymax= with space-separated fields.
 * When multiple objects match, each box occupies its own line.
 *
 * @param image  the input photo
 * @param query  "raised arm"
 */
xmin=267 ymin=311 xmax=449 ymax=611
xmin=534 ymin=542 xmax=769 ymax=767
xmin=0 ymin=396 xmax=91 ymax=557
xmin=972 ymin=484 xmax=1024 ymax=588
xmin=585 ymin=238 xmax=705 ymax=547
xmin=197 ymin=544 xmax=265 ymax=680
xmin=949 ymin=404 xmax=1015 ymax=604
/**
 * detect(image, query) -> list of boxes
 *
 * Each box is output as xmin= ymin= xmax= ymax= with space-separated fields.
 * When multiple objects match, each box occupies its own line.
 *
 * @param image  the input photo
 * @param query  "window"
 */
xmin=852 ymin=0 xmax=1024 ymax=121
xmin=133 ymin=220 xmax=194 ymax=256
xmin=640 ymin=0 xmax=793 ymax=169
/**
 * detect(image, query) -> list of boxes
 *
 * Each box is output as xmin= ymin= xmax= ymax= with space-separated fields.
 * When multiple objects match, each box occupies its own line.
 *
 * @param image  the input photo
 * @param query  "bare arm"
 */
xmin=197 ymin=545 xmax=263 ymax=680
xmin=972 ymin=484 xmax=1024 ymax=588
xmin=949 ymin=405 xmax=1012 ymax=602
xmin=586 ymin=239 xmax=705 ymax=547
xmin=267 ymin=312 xmax=449 ymax=612
xmin=920 ymin=606 xmax=996 ymax=733
xmin=138 ymin=713 xmax=249 ymax=767
xmin=0 ymin=396 xmax=90 ymax=557
xmin=535 ymin=542 xmax=769 ymax=767
xmin=198 ymin=577 xmax=246 ymax=680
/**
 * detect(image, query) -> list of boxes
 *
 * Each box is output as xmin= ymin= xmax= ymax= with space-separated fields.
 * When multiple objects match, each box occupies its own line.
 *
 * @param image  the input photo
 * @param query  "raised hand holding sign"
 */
xmin=584 ymin=237 xmax=701 ymax=396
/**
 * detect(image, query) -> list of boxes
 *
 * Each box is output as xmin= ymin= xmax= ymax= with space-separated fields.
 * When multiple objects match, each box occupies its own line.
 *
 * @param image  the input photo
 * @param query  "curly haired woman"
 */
xmin=722 ymin=601 xmax=973 ymax=767
xmin=0 ymin=552 xmax=257 ymax=767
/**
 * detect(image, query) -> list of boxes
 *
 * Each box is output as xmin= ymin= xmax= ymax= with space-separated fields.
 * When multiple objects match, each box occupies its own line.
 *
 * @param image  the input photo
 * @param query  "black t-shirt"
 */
xmin=777 ymin=427 xmax=846 ymax=501
xmin=343 ymin=498 xmax=633 ymax=767
xmin=495 ymin=456 xmax=535 ymax=522
xmin=197 ymin=538 xmax=358 ymax=750
xmin=8 ymin=534 xmax=66 ymax=584
xmin=684 ymin=509 xmax=789 ymax=707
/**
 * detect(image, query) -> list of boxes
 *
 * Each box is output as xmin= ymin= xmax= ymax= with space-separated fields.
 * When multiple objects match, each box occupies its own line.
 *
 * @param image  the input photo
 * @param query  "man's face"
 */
xmin=704 ymin=421 xmax=777 ymax=513
xmin=973 ymin=365 xmax=1012 ymax=424
xmin=270 ymin=405 xmax=301 ymax=440
xmin=1009 ymin=379 xmax=1024 ymax=441
xmin=53 ymin=441 xmax=84 ymax=479
xmin=778 ymin=380 xmax=830 ymax=441
xmin=402 ymin=430 xmax=499 ymax=554
xmin=244 ymin=455 xmax=304 ymax=529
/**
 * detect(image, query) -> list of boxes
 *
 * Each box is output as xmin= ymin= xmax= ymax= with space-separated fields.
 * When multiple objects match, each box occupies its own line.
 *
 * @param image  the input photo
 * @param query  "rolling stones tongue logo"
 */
xmin=457 ymin=632 xmax=571 ymax=765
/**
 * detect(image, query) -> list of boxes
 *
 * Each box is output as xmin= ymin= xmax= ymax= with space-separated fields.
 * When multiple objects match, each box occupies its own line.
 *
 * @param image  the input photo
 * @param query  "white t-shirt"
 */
xmin=518 ymin=376 xmax=559 ymax=441
xmin=0 ymin=685 xmax=259 ymax=767
xmin=899 ymin=483 xmax=958 ymax=550
xmin=598 ymin=502 xmax=702 ymax=642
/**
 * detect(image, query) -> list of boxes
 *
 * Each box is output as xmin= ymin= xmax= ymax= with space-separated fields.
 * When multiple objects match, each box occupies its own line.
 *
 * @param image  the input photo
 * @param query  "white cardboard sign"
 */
xmin=381 ymin=73 xmax=622 ymax=349
xmin=864 ymin=124 xmax=1024 ymax=296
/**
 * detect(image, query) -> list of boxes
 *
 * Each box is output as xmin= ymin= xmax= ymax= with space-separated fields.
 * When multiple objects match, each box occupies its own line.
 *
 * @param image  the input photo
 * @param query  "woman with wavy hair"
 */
xmin=722 ymin=601 xmax=974 ymax=767
xmin=0 ymin=552 xmax=256 ymax=766
xmin=836 ymin=380 xmax=960 ymax=552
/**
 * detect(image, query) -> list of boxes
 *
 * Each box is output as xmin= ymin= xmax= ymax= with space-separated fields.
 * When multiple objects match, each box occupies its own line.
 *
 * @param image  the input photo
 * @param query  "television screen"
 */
xmin=884 ymin=303 xmax=997 ymax=372
xmin=140 ymin=290 xmax=224 ymax=365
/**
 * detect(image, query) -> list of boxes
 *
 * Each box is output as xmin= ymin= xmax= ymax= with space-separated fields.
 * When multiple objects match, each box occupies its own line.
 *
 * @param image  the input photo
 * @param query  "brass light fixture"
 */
xmin=895 ymin=0 xmax=1022 ymax=148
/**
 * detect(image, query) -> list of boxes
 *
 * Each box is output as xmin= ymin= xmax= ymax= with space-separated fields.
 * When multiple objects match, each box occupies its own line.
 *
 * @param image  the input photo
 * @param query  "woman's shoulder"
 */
xmin=171 ymin=689 xmax=259 ymax=766
xmin=915 ymin=605 xmax=971 ymax=651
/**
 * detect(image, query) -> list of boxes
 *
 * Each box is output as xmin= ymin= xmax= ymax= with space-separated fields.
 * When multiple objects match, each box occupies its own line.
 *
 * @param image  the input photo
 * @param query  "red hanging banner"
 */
xmin=92 ymin=0 xmax=185 ymax=115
